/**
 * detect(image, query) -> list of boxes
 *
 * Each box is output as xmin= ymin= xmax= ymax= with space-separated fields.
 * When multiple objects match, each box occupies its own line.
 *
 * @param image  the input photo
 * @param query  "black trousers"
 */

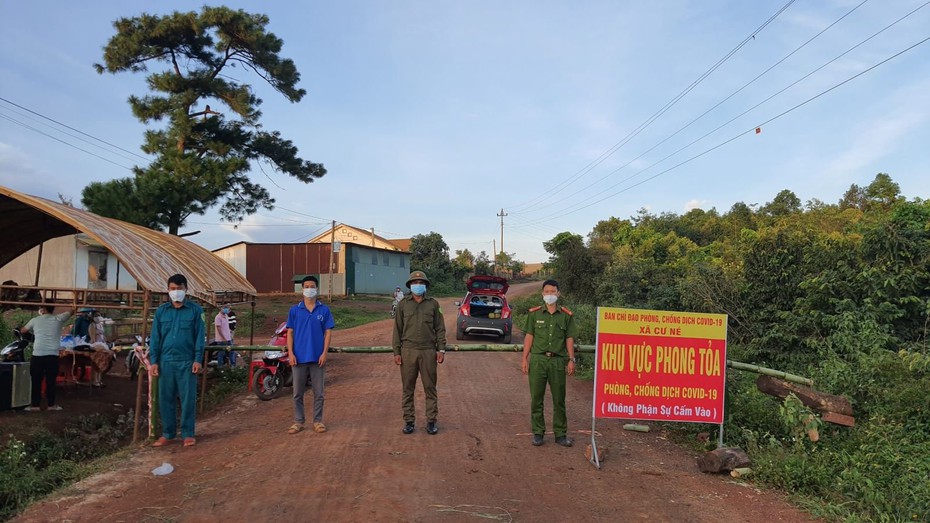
xmin=30 ymin=355 xmax=59 ymax=407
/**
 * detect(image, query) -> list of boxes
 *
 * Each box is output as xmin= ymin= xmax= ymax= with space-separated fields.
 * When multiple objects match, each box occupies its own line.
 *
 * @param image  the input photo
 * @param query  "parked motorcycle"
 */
xmin=125 ymin=335 xmax=149 ymax=380
xmin=251 ymin=322 xmax=292 ymax=400
xmin=251 ymin=349 xmax=292 ymax=400
xmin=0 ymin=329 xmax=33 ymax=363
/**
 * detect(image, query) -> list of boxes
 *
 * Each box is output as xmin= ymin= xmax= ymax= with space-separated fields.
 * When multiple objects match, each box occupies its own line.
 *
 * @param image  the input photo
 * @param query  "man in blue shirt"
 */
xmin=149 ymin=274 xmax=205 ymax=448
xmin=286 ymin=275 xmax=335 ymax=435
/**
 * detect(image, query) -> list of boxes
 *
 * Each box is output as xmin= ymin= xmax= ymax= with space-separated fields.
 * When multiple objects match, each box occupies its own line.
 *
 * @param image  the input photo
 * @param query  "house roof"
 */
xmin=387 ymin=238 xmax=412 ymax=252
xmin=0 ymin=186 xmax=256 ymax=304
xmin=307 ymin=223 xmax=410 ymax=252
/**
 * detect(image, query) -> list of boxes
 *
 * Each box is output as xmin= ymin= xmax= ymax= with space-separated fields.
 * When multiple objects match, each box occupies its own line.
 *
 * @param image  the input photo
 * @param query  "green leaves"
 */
xmin=87 ymin=6 xmax=324 ymax=233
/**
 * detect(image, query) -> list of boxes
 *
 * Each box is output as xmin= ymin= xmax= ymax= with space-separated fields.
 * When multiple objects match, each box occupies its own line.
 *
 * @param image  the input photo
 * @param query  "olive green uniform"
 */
xmin=393 ymin=295 xmax=446 ymax=423
xmin=524 ymin=306 xmax=577 ymax=437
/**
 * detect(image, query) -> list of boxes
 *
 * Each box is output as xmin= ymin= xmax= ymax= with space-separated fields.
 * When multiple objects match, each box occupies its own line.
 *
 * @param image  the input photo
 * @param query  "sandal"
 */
xmin=152 ymin=436 xmax=172 ymax=447
xmin=313 ymin=422 xmax=327 ymax=433
xmin=287 ymin=423 xmax=304 ymax=434
xmin=183 ymin=437 xmax=197 ymax=447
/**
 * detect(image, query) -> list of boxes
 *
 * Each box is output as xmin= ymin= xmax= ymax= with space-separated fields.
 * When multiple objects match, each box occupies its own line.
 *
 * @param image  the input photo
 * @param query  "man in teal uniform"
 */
xmin=150 ymin=273 xmax=205 ymax=447
xmin=521 ymin=279 xmax=577 ymax=447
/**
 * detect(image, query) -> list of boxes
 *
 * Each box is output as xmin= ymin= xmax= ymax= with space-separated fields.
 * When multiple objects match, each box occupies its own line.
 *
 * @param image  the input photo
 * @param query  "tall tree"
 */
xmin=409 ymin=232 xmax=453 ymax=277
xmin=474 ymin=251 xmax=493 ymax=276
xmin=543 ymin=232 xmax=599 ymax=303
xmin=82 ymin=7 xmax=325 ymax=234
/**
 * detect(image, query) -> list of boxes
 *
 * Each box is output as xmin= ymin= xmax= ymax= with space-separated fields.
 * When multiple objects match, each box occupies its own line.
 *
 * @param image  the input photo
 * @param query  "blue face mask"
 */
xmin=222 ymin=308 xmax=230 ymax=314
xmin=410 ymin=284 xmax=427 ymax=296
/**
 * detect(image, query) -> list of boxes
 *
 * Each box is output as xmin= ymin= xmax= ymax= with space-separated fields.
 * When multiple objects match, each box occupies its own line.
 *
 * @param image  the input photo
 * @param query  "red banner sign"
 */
xmin=593 ymin=308 xmax=727 ymax=424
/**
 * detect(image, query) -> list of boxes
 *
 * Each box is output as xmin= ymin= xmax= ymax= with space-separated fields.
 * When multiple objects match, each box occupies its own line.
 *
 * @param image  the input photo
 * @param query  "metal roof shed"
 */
xmin=0 ymin=186 xmax=256 ymax=306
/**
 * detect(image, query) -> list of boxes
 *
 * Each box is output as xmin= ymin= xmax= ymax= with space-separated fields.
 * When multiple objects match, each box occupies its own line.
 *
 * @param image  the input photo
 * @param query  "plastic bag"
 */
xmin=151 ymin=462 xmax=174 ymax=476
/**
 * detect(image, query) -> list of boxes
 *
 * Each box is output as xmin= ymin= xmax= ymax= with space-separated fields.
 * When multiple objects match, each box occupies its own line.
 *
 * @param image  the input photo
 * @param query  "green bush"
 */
xmin=203 ymin=366 xmax=249 ymax=411
xmin=0 ymin=412 xmax=133 ymax=521
xmin=0 ymin=315 xmax=11 ymax=347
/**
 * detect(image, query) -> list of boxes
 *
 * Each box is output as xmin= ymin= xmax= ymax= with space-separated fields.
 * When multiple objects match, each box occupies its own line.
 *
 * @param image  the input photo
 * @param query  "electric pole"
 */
xmin=497 ymin=208 xmax=507 ymax=255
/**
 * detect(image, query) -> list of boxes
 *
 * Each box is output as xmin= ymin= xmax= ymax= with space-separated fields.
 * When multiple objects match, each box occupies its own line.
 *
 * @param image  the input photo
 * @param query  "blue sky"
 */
xmin=1 ymin=1 xmax=928 ymax=264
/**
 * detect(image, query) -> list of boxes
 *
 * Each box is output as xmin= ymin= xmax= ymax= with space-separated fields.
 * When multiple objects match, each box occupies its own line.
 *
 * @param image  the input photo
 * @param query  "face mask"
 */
xmin=410 ymin=284 xmax=427 ymax=296
xmin=95 ymin=317 xmax=103 ymax=323
xmin=222 ymin=308 xmax=230 ymax=314
xmin=543 ymin=294 xmax=558 ymax=305
xmin=303 ymin=287 xmax=318 ymax=299
xmin=168 ymin=289 xmax=186 ymax=302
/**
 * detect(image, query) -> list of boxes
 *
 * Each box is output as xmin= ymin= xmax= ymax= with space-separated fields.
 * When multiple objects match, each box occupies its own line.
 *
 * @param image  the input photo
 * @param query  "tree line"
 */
xmin=544 ymin=172 xmax=930 ymax=520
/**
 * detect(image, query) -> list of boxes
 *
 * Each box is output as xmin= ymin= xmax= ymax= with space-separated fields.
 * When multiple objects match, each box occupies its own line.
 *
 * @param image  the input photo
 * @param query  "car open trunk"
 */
xmin=467 ymin=295 xmax=505 ymax=319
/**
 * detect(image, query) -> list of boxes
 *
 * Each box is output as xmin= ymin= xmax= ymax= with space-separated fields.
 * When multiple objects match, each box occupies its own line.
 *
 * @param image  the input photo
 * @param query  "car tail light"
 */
xmin=502 ymin=306 xmax=511 ymax=319
xmin=460 ymin=304 xmax=469 ymax=317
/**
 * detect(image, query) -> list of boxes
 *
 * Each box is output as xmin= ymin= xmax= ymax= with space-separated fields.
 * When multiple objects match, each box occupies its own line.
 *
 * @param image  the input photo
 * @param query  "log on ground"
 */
xmin=756 ymin=375 xmax=853 ymax=416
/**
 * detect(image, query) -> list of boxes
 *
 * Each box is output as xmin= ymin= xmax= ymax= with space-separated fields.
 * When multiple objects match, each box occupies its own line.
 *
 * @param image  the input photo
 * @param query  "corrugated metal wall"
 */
xmin=345 ymin=244 xmax=410 ymax=295
xmin=246 ymin=243 xmax=332 ymax=293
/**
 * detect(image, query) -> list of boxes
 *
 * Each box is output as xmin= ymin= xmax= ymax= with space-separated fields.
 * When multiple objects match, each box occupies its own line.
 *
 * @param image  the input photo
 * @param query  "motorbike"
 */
xmin=1 ymin=329 xmax=33 ymax=363
xmin=251 ymin=322 xmax=293 ymax=400
xmin=125 ymin=335 xmax=149 ymax=380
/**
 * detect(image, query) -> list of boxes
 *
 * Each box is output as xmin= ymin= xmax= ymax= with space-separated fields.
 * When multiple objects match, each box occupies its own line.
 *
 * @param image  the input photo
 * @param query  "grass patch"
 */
xmin=0 ymin=412 xmax=134 ymax=521
xmin=203 ymin=366 xmax=249 ymax=411
xmin=329 ymin=305 xmax=388 ymax=330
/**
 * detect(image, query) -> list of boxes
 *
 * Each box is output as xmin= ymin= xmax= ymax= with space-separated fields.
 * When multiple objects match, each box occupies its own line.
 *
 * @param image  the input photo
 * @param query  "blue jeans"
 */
xmin=216 ymin=341 xmax=237 ymax=367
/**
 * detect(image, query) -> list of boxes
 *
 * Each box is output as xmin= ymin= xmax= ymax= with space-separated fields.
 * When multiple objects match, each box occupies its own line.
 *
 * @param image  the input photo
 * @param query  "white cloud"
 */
xmin=825 ymin=83 xmax=930 ymax=178
xmin=684 ymin=199 xmax=709 ymax=211
xmin=0 ymin=142 xmax=54 ymax=194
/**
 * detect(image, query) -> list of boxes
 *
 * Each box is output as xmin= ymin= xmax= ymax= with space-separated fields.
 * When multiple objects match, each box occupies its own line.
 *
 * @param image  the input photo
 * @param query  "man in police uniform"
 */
xmin=521 ymin=279 xmax=577 ymax=447
xmin=393 ymin=270 xmax=446 ymax=435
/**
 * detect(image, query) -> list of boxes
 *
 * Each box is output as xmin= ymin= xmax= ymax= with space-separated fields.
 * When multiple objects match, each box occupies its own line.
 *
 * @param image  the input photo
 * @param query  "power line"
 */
xmin=0 ymin=105 xmax=147 ymax=165
xmin=284 ymin=223 xmax=332 ymax=243
xmin=507 ymin=0 xmax=799 ymax=213
xmin=510 ymin=1 xmax=930 ymax=228
xmin=0 ymin=96 xmax=149 ymax=162
xmin=512 ymin=0 xmax=872 ymax=216
xmin=0 ymin=113 xmax=135 ymax=171
xmin=274 ymin=205 xmax=333 ymax=223
xmin=187 ymin=221 xmax=321 ymax=227
xmin=526 ymin=32 xmax=930 ymax=224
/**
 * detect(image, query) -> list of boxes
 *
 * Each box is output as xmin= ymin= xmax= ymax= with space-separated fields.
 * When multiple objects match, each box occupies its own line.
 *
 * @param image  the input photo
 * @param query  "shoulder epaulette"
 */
xmin=528 ymin=306 xmax=542 ymax=312
xmin=560 ymin=306 xmax=573 ymax=316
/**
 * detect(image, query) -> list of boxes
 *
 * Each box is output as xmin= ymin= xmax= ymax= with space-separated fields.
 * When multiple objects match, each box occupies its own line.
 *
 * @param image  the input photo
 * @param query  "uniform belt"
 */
xmin=542 ymin=351 xmax=563 ymax=358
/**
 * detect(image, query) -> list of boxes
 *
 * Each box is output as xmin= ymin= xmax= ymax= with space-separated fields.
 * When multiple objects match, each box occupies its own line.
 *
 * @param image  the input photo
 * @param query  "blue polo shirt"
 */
xmin=287 ymin=300 xmax=335 ymax=364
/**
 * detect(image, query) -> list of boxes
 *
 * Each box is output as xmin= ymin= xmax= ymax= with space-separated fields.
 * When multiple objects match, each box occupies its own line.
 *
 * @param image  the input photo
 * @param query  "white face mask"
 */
xmin=542 ymin=294 xmax=558 ymax=305
xmin=303 ymin=287 xmax=318 ymax=299
xmin=168 ymin=289 xmax=186 ymax=302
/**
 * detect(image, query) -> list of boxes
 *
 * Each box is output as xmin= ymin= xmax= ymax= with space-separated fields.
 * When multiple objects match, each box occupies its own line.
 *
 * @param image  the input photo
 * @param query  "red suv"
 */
xmin=455 ymin=275 xmax=513 ymax=344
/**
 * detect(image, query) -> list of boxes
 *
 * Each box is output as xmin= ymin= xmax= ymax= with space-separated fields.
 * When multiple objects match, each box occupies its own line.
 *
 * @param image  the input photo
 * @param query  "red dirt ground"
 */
xmin=12 ymin=283 xmax=817 ymax=522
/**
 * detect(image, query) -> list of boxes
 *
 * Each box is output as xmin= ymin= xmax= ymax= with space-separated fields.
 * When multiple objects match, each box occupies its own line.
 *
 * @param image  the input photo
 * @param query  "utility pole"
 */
xmin=497 ymin=208 xmax=507 ymax=255
xmin=497 ymin=208 xmax=507 ymax=278
xmin=328 ymin=220 xmax=336 ymax=301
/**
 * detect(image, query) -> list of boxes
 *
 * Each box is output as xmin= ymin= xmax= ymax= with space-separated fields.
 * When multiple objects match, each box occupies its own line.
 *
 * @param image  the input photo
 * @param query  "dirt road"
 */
xmin=15 ymin=284 xmax=815 ymax=522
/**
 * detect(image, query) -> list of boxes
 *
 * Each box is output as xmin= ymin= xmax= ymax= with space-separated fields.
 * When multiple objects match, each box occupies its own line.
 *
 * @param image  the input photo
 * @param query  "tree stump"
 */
xmin=696 ymin=447 xmax=751 ymax=473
